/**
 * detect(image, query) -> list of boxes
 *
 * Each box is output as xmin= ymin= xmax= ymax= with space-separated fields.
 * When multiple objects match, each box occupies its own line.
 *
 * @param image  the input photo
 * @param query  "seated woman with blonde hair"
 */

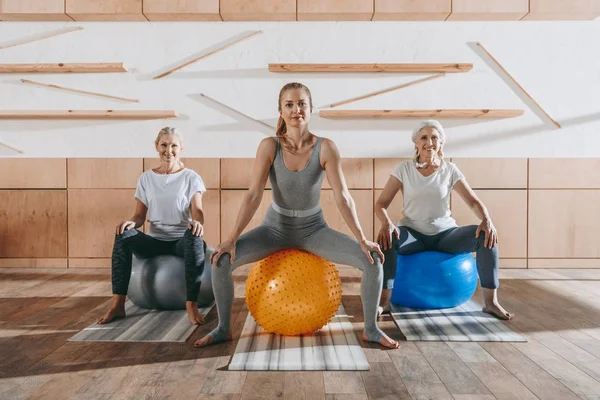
xmin=97 ymin=127 xmax=209 ymax=326
xmin=375 ymin=120 xmax=513 ymax=320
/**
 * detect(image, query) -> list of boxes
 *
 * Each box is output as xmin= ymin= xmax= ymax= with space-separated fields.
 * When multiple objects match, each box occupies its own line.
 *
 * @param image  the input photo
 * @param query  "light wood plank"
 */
xmin=0 ymin=110 xmax=177 ymax=119
xmin=142 ymin=0 xmax=221 ymax=20
xmin=68 ymin=189 xmax=136 ymax=258
xmin=361 ymin=362 xmax=411 ymax=399
xmin=321 ymin=190 xmax=373 ymax=241
xmin=524 ymin=0 xmax=600 ymax=20
xmin=323 ymin=159 xmax=373 ymax=189
xmin=529 ymin=190 xmax=600 ymax=258
xmin=68 ymin=158 xmax=142 ymax=189
xmin=68 ymin=259 xmax=110 ymax=268
xmin=499 ymin=259 xmax=527 ymax=268
xmin=220 ymin=0 xmax=296 ymax=21
xmin=297 ymin=0 xmax=373 ymax=21
xmin=373 ymin=189 xmax=404 ymax=237
xmin=283 ymin=372 xmax=325 ymax=400
xmin=269 ymin=63 xmax=472 ymax=73
xmin=66 ymin=0 xmax=146 ymax=21
xmin=373 ymin=158 xmax=410 ymax=189
xmin=319 ymin=109 xmax=524 ymax=119
xmin=0 ymin=159 xmax=66 ymax=189
xmin=0 ymin=63 xmax=127 ymax=73
xmin=221 ymin=158 xmax=271 ymax=189
xmin=202 ymin=189 xmax=221 ymax=247
xmin=0 ymin=259 xmax=67 ymax=268
xmin=451 ymin=158 xmax=527 ymax=189
xmin=220 ymin=190 xmax=272 ymax=240
xmin=529 ymin=158 xmax=600 ymax=189
xmin=144 ymin=157 xmax=220 ymax=189
xmin=0 ymin=0 xmax=71 ymax=21
xmin=528 ymin=259 xmax=600 ymax=268
xmin=372 ymin=0 xmax=451 ymax=20
xmin=0 ymin=190 xmax=67 ymax=257
xmin=447 ymin=0 xmax=528 ymax=20
xmin=451 ymin=190 xmax=527 ymax=258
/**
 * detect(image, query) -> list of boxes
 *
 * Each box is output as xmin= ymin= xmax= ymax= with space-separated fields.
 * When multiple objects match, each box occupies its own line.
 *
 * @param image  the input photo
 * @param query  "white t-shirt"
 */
xmin=134 ymin=168 xmax=206 ymax=241
xmin=391 ymin=160 xmax=465 ymax=235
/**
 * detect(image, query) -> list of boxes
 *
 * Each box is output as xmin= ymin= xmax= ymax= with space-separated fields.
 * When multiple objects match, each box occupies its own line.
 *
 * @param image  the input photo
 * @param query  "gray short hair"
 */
xmin=155 ymin=127 xmax=183 ymax=145
xmin=411 ymin=120 xmax=446 ymax=145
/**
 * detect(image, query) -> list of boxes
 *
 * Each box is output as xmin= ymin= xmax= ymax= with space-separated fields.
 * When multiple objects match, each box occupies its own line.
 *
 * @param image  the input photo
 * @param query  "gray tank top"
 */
xmin=269 ymin=137 xmax=325 ymax=211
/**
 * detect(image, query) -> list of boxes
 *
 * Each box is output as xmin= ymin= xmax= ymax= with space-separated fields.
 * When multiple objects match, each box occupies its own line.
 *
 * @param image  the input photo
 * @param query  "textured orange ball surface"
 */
xmin=245 ymin=249 xmax=343 ymax=336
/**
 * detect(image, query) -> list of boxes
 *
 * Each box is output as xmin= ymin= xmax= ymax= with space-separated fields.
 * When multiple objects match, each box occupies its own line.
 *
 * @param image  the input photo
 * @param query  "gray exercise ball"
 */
xmin=128 ymin=247 xmax=215 ymax=310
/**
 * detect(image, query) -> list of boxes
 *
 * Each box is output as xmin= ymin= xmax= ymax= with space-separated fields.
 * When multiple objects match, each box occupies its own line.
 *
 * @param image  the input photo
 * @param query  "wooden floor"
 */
xmin=1 ymin=267 xmax=600 ymax=400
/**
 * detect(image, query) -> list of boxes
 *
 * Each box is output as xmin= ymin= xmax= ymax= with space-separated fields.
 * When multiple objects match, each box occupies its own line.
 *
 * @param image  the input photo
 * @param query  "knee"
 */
xmin=214 ymin=253 xmax=232 ymax=272
xmin=184 ymin=228 xmax=203 ymax=242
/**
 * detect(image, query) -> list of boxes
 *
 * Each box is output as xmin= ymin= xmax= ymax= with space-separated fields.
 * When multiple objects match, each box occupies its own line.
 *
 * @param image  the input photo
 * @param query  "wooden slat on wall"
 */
xmin=0 ymin=0 xmax=71 ymax=20
xmin=320 ymin=190 xmax=374 ymax=241
xmin=220 ymin=190 xmax=273 ymax=240
xmin=322 ymin=158 xmax=374 ymax=189
xmin=142 ymin=0 xmax=221 ymax=21
xmin=0 ymin=190 xmax=67 ymax=257
xmin=66 ymin=0 xmax=146 ymax=21
xmin=447 ymin=0 xmax=529 ymax=20
xmin=221 ymin=158 xmax=271 ymax=189
xmin=451 ymin=190 xmax=527 ymax=259
xmin=529 ymin=190 xmax=600 ymax=259
xmin=68 ymin=189 xmax=137 ymax=258
xmin=374 ymin=158 xmax=410 ymax=189
xmin=451 ymin=158 xmax=527 ymax=189
xmin=373 ymin=189 xmax=404 ymax=238
xmin=0 ymin=258 xmax=68 ymax=268
xmin=524 ymin=0 xmax=600 ymax=20
xmin=372 ymin=0 xmax=451 ymax=20
xmin=529 ymin=159 xmax=600 ymax=189
xmin=201 ymin=189 xmax=220 ymax=248
xmin=0 ymin=159 xmax=66 ymax=188
xmin=297 ymin=0 xmax=373 ymax=21
xmin=220 ymin=0 xmax=296 ymax=21
xmin=143 ymin=158 xmax=220 ymax=189
xmin=68 ymin=158 xmax=142 ymax=189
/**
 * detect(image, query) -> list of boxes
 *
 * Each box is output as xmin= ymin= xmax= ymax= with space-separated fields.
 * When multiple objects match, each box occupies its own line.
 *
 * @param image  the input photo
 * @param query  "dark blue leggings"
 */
xmin=382 ymin=225 xmax=499 ymax=290
xmin=111 ymin=228 xmax=205 ymax=302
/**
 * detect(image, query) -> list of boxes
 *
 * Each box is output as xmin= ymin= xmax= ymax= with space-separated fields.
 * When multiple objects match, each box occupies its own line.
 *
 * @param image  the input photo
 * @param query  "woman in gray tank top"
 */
xmin=194 ymin=82 xmax=400 ymax=349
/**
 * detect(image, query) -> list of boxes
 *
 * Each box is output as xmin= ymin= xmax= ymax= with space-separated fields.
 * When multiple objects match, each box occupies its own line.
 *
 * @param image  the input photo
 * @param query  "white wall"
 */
xmin=0 ymin=20 xmax=599 ymax=158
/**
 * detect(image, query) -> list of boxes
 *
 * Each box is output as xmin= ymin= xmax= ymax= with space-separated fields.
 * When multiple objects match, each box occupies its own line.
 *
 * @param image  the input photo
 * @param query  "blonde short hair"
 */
xmin=155 ymin=127 xmax=183 ymax=145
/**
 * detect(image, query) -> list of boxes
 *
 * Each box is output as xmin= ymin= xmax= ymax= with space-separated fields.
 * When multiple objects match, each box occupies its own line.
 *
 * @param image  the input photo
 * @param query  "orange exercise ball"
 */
xmin=245 ymin=249 xmax=342 ymax=336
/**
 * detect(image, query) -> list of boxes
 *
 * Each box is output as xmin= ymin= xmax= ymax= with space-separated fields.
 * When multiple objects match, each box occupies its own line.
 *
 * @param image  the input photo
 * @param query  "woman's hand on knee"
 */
xmin=188 ymin=220 xmax=204 ymax=237
xmin=476 ymin=219 xmax=498 ymax=249
xmin=116 ymin=220 xmax=135 ymax=235
xmin=377 ymin=222 xmax=399 ymax=251
xmin=210 ymin=239 xmax=236 ymax=266
xmin=360 ymin=239 xmax=385 ymax=265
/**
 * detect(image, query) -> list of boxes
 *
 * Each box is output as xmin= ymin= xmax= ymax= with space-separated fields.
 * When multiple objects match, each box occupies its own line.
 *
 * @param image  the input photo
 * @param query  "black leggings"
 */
xmin=111 ymin=228 xmax=205 ymax=302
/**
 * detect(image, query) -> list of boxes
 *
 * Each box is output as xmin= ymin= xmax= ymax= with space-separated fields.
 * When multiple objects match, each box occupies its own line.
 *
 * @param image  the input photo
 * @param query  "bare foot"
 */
xmin=97 ymin=306 xmax=126 ymax=324
xmin=483 ymin=303 xmax=514 ymax=320
xmin=186 ymin=301 xmax=205 ymax=325
xmin=362 ymin=331 xmax=400 ymax=349
xmin=193 ymin=333 xmax=232 ymax=348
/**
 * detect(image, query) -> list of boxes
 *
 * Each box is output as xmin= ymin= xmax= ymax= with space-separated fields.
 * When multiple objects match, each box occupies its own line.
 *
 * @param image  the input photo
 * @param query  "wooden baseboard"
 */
xmin=0 ymin=258 xmax=67 ymax=268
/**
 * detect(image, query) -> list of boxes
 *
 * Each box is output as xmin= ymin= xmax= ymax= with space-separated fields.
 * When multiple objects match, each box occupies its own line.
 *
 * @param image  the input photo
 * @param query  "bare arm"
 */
xmin=322 ymin=139 xmax=384 ymax=263
xmin=227 ymin=137 xmax=275 ymax=242
xmin=116 ymin=200 xmax=147 ymax=234
xmin=190 ymin=192 xmax=205 ymax=224
xmin=453 ymin=179 xmax=497 ymax=248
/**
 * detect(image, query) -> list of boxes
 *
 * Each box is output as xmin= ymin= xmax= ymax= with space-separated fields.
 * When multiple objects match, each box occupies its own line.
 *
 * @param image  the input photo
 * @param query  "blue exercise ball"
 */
xmin=391 ymin=251 xmax=478 ymax=309
xmin=128 ymin=247 xmax=215 ymax=310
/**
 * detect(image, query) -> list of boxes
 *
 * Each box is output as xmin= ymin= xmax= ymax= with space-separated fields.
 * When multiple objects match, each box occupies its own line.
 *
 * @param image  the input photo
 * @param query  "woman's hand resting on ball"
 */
xmin=210 ymin=238 xmax=236 ymax=266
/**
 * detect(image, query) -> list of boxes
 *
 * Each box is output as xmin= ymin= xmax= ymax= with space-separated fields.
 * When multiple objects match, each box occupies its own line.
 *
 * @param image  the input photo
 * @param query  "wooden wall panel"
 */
xmin=220 ymin=190 xmax=273 ymax=240
xmin=524 ymin=0 xmax=600 ymax=20
xmin=451 ymin=158 xmax=527 ymax=189
xmin=68 ymin=159 xmax=142 ymax=189
xmin=220 ymin=0 xmax=296 ymax=21
xmin=323 ymin=158 xmax=373 ymax=189
xmin=68 ymin=189 xmax=137 ymax=258
xmin=0 ymin=258 xmax=67 ymax=268
xmin=528 ymin=259 xmax=600 ymax=269
xmin=143 ymin=158 xmax=220 ymax=189
xmin=0 ymin=0 xmax=71 ymax=20
xmin=320 ymin=190 xmax=374 ymax=241
xmin=0 ymin=159 xmax=66 ymax=188
xmin=529 ymin=190 xmax=600 ymax=258
xmin=373 ymin=189 xmax=404 ymax=238
xmin=221 ymin=158 xmax=271 ymax=189
xmin=202 ymin=189 xmax=220 ymax=248
xmin=451 ymin=190 xmax=527 ymax=258
xmin=529 ymin=159 xmax=600 ymax=189
xmin=447 ymin=0 xmax=528 ymax=20
xmin=372 ymin=0 xmax=451 ymax=20
xmin=142 ymin=0 xmax=221 ymax=21
xmin=0 ymin=190 xmax=67 ymax=257
xmin=66 ymin=0 xmax=146 ymax=21
xmin=374 ymin=158 xmax=410 ymax=189
xmin=297 ymin=0 xmax=373 ymax=20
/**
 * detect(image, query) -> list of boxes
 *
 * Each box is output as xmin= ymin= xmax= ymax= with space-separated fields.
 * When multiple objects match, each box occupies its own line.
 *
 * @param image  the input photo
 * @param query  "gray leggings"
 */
xmin=208 ymin=207 xmax=385 ymax=343
xmin=382 ymin=225 xmax=499 ymax=290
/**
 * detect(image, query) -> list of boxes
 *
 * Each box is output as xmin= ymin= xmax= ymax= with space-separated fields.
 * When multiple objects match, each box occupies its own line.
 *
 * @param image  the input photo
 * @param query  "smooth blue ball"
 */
xmin=391 ymin=251 xmax=478 ymax=309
